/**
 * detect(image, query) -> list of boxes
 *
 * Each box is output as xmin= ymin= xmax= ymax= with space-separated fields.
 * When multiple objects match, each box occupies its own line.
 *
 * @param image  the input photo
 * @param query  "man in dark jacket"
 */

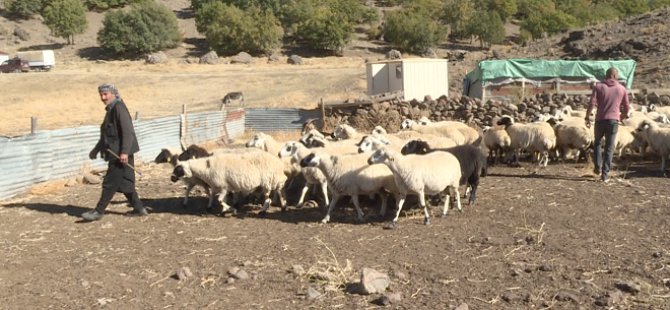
xmin=82 ymin=84 xmax=147 ymax=221
xmin=585 ymin=67 xmax=630 ymax=183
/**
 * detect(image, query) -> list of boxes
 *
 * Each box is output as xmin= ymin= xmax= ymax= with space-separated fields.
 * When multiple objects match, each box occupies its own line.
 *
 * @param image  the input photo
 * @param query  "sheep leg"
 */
xmin=453 ymin=186 xmax=462 ymax=212
xmin=662 ymin=155 xmax=668 ymax=174
xmin=182 ymin=182 xmax=195 ymax=207
xmin=322 ymin=194 xmax=341 ymax=224
xmin=258 ymin=190 xmax=272 ymax=215
xmin=274 ymin=189 xmax=287 ymax=212
xmin=468 ymin=183 xmax=478 ymax=206
xmin=418 ymin=192 xmax=430 ymax=225
xmin=319 ymin=181 xmax=329 ymax=208
xmin=351 ymin=195 xmax=365 ymax=222
xmin=389 ymin=194 xmax=407 ymax=229
xmin=379 ymin=193 xmax=388 ymax=217
xmin=296 ymin=184 xmax=310 ymax=207
xmin=217 ymin=190 xmax=236 ymax=216
xmin=442 ymin=192 xmax=450 ymax=217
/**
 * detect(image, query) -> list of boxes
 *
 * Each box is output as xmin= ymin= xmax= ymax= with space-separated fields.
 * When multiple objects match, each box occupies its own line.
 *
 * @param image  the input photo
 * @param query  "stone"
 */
xmin=385 ymin=292 xmax=402 ymax=303
xmin=538 ymin=264 xmax=553 ymax=272
xmin=231 ymin=52 xmax=253 ymax=64
xmin=454 ymin=303 xmax=469 ymax=310
xmin=146 ymin=51 xmax=168 ymax=64
xmin=174 ymin=267 xmax=193 ymax=280
xmin=267 ymin=53 xmax=281 ymax=63
xmin=287 ymin=54 xmax=303 ymax=65
xmin=555 ymin=290 xmax=579 ymax=303
xmin=386 ymin=49 xmax=402 ymax=59
xmin=615 ymin=280 xmax=641 ymax=294
xmin=199 ymin=51 xmax=218 ymax=64
xmin=306 ymin=286 xmax=321 ymax=300
xmin=292 ymin=264 xmax=305 ymax=276
xmin=14 ymin=27 xmax=30 ymax=41
xmin=359 ymin=268 xmax=390 ymax=295
xmin=228 ymin=267 xmax=249 ymax=280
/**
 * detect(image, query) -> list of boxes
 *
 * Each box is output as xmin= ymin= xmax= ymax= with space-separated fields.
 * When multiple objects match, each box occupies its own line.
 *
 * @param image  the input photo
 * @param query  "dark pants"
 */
xmin=592 ymin=120 xmax=619 ymax=177
xmin=95 ymin=155 xmax=143 ymax=213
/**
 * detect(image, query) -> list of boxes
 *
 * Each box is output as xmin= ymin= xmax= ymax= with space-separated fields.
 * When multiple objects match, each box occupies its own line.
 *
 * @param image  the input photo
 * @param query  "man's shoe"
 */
xmin=82 ymin=210 xmax=104 ymax=221
xmin=601 ymin=174 xmax=610 ymax=183
xmin=126 ymin=208 xmax=148 ymax=217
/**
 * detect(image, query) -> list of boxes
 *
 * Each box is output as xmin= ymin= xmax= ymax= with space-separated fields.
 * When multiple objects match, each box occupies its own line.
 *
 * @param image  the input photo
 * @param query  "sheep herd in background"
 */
xmin=155 ymin=102 xmax=670 ymax=229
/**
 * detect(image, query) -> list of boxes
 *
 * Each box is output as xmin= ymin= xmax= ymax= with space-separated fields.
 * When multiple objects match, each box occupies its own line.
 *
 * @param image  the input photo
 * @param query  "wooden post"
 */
xmin=180 ymin=104 xmax=188 ymax=150
xmin=31 ymin=116 xmax=37 ymax=134
xmin=134 ymin=111 xmax=140 ymax=120
xmin=320 ymin=98 xmax=326 ymax=131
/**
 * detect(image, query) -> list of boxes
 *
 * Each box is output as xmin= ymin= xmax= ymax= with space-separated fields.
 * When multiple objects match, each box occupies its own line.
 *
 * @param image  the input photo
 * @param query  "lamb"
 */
xmin=331 ymin=123 xmax=363 ymax=141
xmin=636 ymin=120 xmax=670 ymax=172
xmin=400 ymin=119 xmax=467 ymax=145
xmin=400 ymin=140 xmax=487 ymax=205
xmin=367 ymin=148 xmax=462 ymax=229
xmin=299 ymin=151 xmax=398 ymax=224
xmin=481 ymin=125 xmax=511 ymax=165
xmin=154 ymin=145 xmax=213 ymax=209
xmin=278 ymin=141 xmax=329 ymax=208
xmin=171 ymin=151 xmax=287 ymax=215
xmin=497 ymin=115 xmax=557 ymax=167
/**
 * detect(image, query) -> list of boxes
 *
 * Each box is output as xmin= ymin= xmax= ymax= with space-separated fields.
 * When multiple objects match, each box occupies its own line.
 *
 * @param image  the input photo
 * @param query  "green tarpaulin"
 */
xmin=465 ymin=59 xmax=636 ymax=89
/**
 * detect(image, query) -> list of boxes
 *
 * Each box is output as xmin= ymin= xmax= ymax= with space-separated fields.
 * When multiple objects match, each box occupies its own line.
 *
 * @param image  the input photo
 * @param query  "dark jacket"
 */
xmin=93 ymin=98 xmax=140 ymax=160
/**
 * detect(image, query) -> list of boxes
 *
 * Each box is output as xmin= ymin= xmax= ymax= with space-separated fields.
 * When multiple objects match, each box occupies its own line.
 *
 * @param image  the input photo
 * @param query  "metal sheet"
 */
xmin=224 ymin=108 xmax=245 ymax=140
xmin=183 ymin=111 xmax=225 ymax=146
xmin=134 ymin=116 xmax=182 ymax=163
xmin=245 ymin=108 xmax=320 ymax=132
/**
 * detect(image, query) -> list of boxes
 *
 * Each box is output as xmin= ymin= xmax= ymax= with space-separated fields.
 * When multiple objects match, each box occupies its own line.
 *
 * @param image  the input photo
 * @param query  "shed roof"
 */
xmin=465 ymin=59 xmax=636 ymax=89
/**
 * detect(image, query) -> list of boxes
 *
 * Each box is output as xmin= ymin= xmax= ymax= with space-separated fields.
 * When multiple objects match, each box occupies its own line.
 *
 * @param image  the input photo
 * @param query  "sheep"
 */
xmin=171 ymin=151 xmax=287 ymax=215
xmin=635 ymin=120 xmax=670 ymax=172
xmin=278 ymin=141 xmax=329 ymax=208
xmin=481 ymin=125 xmax=511 ymax=165
xmin=416 ymin=117 xmax=482 ymax=145
xmin=497 ymin=115 xmax=556 ymax=167
xmin=400 ymin=140 xmax=487 ymax=205
xmin=331 ymin=123 xmax=363 ymax=141
xmin=400 ymin=119 xmax=467 ymax=145
xmin=301 ymin=132 xmax=359 ymax=155
xmin=299 ymin=151 xmax=398 ymax=224
xmin=154 ymin=145 xmax=213 ymax=209
xmin=614 ymin=125 xmax=636 ymax=158
xmin=546 ymin=117 xmax=593 ymax=162
xmin=367 ymin=148 xmax=462 ymax=229
xmin=246 ymin=132 xmax=299 ymax=177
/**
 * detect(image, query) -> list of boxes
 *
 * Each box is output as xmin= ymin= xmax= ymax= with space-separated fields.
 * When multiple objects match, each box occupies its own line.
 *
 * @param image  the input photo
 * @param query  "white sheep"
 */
xmin=299 ymin=151 xmax=398 ymax=224
xmin=497 ymin=115 xmax=557 ymax=167
xmin=278 ymin=141 xmax=329 ymax=208
xmin=547 ymin=117 xmax=593 ymax=162
xmin=481 ymin=125 xmax=511 ymax=165
xmin=245 ymin=132 xmax=299 ymax=177
xmin=400 ymin=119 xmax=467 ymax=145
xmin=614 ymin=125 xmax=636 ymax=158
xmin=155 ymin=146 xmax=213 ymax=209
xmin=417 ymin=117 xmax=482 ymax=145
xmin=367 ymin=148 xmax=462 ymax=229
xmin=331 ymin=123 xmax=362 ymax=141
xmin=171 ymin=151 xmax=287 ymax=215
xmin=636 ymin=120 xmax=670 ymax=172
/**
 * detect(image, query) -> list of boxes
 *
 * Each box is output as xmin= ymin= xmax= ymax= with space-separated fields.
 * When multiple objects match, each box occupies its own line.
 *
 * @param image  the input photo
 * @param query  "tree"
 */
xmin=466 ymin=10 xmax=505 ymax=48
xmin=4 ymin=0 xmax=43 ymax=19
xmin=200 ymin=4 xmax=283 ymax=55
xmin=383 ymin=7 xmax=446 ymax=54
xmin=84 ymin=0 xmax=141 ymax=11
xmin=97 ymin=0 xmax=181 ymax=56
xmin=518 ymin=0 xmax=576 ymax=39
xmin=42 ymin=0 xmax=88 ymax=44
xmin=442 ymin=0 xmax=475 ymax=39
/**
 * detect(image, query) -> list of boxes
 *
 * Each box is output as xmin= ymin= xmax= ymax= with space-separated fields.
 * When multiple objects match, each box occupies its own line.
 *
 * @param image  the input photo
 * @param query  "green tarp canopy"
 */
xmin=465 ymin=59 xmax=636 ymax=89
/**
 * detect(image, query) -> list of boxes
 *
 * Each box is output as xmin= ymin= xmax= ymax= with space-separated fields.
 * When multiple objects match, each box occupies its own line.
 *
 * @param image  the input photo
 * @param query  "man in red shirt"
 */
xmin=585 ymin=67 xmax=630 ymax=183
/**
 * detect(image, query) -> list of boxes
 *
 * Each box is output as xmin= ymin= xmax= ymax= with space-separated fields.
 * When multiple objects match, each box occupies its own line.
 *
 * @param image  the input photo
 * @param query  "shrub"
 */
xmin=97 ymin=0 xmax=181 ymax=56
xmin=383 ymin=7 xmax=446 ymax=54
xmin=200 ymin=4 xmax=283 ymax=55
xmin=84 ymin=0 xmax=141 ymax=11
xmin=42 ymin=0 xmax=88 ymax=44
xmin=4 ymin=0 xmax=43 ymax=19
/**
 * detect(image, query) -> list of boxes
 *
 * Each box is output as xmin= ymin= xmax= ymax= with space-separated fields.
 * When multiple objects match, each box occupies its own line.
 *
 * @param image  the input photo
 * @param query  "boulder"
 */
xmin=287 ymin=54 xmax=303 ymax=65
xmin=359 ymin=268 xmax=390 ymax=295
xmin=199 ymin=51 xmax=219 ymax=64
xmin=146 ymin=51 xmax=168 ymax=64
xmin=231 ymin=52 xmax=253 ymax=64
xmin=386 ymin=49 xmax=402 ymax=59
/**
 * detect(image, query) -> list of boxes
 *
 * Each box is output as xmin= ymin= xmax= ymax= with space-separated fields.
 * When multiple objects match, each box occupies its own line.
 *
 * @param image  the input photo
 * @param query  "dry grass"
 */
xmin=303 ymin=237 xmax=357 ymax=292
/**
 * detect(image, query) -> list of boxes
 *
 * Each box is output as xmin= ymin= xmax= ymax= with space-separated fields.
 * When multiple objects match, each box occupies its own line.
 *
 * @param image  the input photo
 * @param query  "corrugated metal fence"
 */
xmin=0 ymin=108 xmax=245 ymax=201
xmin=245 ymin=108 xmax=321 ymax=132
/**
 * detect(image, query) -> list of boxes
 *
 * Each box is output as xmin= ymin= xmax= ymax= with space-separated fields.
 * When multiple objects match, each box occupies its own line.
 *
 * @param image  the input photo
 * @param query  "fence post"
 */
xmin=135 ymin=111 xmax=140 ymax=120
xmin=180 ymin=104 xmax=188 ymax=150
xmin=320 ymin=98 xmax=326 ymax=131
xmin=31 ymin=116 xmax=37 ymax=134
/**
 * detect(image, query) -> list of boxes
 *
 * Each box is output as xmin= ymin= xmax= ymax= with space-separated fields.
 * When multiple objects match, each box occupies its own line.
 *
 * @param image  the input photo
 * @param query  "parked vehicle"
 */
xmin=16 ymin=50 xmax=55 ymax=71
xmin=0 ymin=57 xmax=30 ymax=73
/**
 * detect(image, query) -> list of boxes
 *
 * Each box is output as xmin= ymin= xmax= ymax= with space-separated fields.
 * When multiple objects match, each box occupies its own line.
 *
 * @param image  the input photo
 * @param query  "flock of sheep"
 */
xmin=155 ymin=102 xmax=670 ymax=229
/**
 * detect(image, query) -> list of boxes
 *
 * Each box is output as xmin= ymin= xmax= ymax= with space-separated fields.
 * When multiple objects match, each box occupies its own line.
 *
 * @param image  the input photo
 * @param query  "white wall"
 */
xmin=402 ymin=59 xmax=449 ymax=101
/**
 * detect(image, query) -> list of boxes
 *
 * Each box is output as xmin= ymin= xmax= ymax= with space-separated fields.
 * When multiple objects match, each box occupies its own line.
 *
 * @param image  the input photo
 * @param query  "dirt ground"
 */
xmin=1 ymin=150 xmax=669 ymax=309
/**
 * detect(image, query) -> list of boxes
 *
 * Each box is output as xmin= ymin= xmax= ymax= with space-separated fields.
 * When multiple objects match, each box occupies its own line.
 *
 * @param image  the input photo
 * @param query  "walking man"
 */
xmin=82 ymin=84 xmax=147 ymax=221
xmin=585 ymin=67 xmax=630 ymax=183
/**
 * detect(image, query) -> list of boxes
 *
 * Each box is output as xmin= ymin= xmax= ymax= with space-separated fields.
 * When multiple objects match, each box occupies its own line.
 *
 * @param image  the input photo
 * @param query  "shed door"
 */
xmin=388 ymin=63 xmax=403 ymax=93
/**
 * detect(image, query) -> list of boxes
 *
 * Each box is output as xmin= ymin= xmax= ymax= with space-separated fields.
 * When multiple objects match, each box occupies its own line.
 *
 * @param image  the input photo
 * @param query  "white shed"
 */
xmin=0 ymin=51 xmax=9 ymax=64
xmin=366 ymin=58 xmax=449 ymax=101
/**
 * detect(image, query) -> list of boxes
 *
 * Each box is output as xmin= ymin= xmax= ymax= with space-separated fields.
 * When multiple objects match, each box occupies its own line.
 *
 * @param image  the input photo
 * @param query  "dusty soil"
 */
xmin=1 ymin=154 xmax=669 ymax=309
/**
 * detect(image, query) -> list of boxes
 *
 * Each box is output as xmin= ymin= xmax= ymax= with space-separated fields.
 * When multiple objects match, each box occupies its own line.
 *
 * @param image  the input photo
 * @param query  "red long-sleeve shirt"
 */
xmin=586 ymin=79 xmax=630 ymax=121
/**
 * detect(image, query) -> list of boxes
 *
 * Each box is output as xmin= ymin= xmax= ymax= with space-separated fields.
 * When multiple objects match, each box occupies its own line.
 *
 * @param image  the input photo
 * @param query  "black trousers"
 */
xmin=95 ymin=155 xmax=143 ymax=213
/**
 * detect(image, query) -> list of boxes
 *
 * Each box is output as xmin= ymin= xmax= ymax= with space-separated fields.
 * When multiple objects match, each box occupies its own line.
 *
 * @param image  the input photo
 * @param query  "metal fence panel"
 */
xmin=184 ymin=111 xmax=225 ymax=146
xmin=134 ymin=116 xmax=182 ymax=163
xmin=225 ymin=108 xmax=245 ymax=140
xmin=245 ymin=108 xmax=320 ymax=132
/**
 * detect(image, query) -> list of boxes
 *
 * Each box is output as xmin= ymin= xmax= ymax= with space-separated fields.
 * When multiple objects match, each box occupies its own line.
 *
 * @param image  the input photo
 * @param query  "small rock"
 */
xmin=501 ymin=292 xmax=518 ymax=303
xmin=394 ymin=271 xmax=408 ymax=281
xmin=242 ymin=260 xmax=252 ymax=267
xmin=228 ymin=267 xmax=249 ymax=280
xmin=267 ymin=53 xmax=281 ymax=63
xmin=595 ymin=290 xmax=625 ymax=306
xmin=386 ymin=49 xmax=402 ymax=59
xmin=385 ymin=292 xmax=402 ymax=303
xmin=359 ymin=267 xmax=390 ymax=295
xmin=652 ymin=252 xmax=662 ymax=258
xmin=200 ymin=51 xmax=218 ymax=64
xmin=615 ymin=280 xmax=641 ymax=294
xmin=511 ymin=269 xmax=522 ymax=277
xmin=292 ymin=264 xmax=305 ymax=276
xmin=306 ymin=286 xmax=321 ymax=300
xmin=454 ymin=302 xmax=469 ymax=310
xmin=146 ymin=51 xmax=168 ymax=64
xmin=81 ymin=280 xmax=90 ymax=288
xmin=374 ymin=295 xmax=391 ymax=306
xmin=663 ymin=279 xmax=670 ymax=288
xmin=538 ymin=264 xmax=553 ymax=272
xmin=554 ymin=290 xmax=579 ymax=303
xmin=287 ymin=54 xmax=303 ymax=65
xmin=226 ymin=277 xmax=235 ymax=284
xmin=174 ymin=267 xmax=193 ymax=280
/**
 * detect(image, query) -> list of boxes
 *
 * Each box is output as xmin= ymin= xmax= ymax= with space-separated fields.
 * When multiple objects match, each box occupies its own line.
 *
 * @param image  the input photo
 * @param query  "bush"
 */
xmin=84 ymin=0 xmax=141 ymax=11
xmin=200 ymin=4 xmax=282 ymax=55
xmin=383 ymin=7 xmax=446 ymax=54
xmin=4 ymin=0 xmax=43 ymax=19
xmin=467 ymin=10 xmax=505 ymax=48
xmin=191 ymin=0 xmax=282 ymax=14
xmin=43 ymin=0 xmax=88 ymax=44
xmin=97 ymin=0 xmax=181 ymax=56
